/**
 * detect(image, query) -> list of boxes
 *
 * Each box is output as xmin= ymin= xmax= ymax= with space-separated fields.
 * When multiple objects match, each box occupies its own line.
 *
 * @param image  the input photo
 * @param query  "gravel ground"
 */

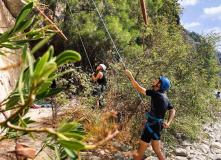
xmin=0 ymin=108 xmax=54 ymax=160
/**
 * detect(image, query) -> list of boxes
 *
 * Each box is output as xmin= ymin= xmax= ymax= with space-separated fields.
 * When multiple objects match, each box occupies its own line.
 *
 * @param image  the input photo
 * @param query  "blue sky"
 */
xmin=179 ymin=0 xmax=221 ymax=34
xmin=178 ymin=0 xmax=221 ymax=50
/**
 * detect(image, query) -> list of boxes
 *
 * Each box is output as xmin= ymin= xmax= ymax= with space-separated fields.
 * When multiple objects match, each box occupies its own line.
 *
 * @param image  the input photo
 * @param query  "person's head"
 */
xmin=96 ymin=64 xmax=106 ymax=71
xmin=218 ymin=92 xmax=220 ymax=94
xmin=152 ymin=76 xmax=170 ymax=92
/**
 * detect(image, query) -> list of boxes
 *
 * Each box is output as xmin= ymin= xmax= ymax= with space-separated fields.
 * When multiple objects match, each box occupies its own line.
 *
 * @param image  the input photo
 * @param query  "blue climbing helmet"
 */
xmin=159 ymin=76 xmax=170 ymax=91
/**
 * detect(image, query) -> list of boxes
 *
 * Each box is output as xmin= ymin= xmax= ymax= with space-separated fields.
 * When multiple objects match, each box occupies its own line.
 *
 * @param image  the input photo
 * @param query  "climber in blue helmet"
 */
xmin=125 ymin=70 xmax=175 ymax=160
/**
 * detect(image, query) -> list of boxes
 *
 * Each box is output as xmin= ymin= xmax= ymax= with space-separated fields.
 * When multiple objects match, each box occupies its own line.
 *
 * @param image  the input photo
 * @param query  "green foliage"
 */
xmin=106 ymin=14 xmax=221 ymax=150
xmin=27 ymin=0 xmax=221 ymax=156
xmin=0 ymin=3 xmax=35 ymax=49
xmin=41 ymin=122 xmax=88 ymax=160
xmin=39 ymin=0 xmax=145 ymax=69
xmin=0 ymin=2 xmax=98 ymax=160
xmin=183 ymin=29 xmax=201 ymax=42
xmin=146 ymin=0 xmax=163 ymax=16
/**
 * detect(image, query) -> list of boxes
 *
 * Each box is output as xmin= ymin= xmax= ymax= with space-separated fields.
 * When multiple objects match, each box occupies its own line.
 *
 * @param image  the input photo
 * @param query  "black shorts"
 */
xmin=141 ymin=122 xmax=163 ymax=143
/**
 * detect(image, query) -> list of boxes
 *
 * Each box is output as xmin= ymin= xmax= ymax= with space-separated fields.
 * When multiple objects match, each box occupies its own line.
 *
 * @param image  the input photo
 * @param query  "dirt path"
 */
xmin=0 ymin=108 xmax=54 ymax=160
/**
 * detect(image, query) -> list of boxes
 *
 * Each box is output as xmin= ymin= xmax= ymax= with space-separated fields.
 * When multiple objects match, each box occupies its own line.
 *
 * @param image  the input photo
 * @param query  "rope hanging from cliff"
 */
xmin=64 ymin=0 xmax=93 ymax=71
xmin=91 ymin=0 xmax=149 ymax=109
xmin=91 ymin=0 xmax=149 ymax=110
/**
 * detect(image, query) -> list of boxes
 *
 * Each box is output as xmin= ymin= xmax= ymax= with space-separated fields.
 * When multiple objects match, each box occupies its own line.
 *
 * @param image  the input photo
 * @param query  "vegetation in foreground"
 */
xmin=0 ymin=0 xmax=221 ymax=159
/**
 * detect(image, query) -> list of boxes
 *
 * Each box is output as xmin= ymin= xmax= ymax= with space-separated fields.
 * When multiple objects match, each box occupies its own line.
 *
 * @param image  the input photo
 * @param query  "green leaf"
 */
xmin=6 ymin=96 xmax=20 ymax=109
xmin=58 ymin=139 xmax=85 ymax=151
xmin=29 ymin=33 xmax=44 ymax=40
xmin=19 ymin=115 xmax=36 ymax=141
xmin=0 ymin=42 xmax=23 ymax=49
xmin=64 ymin=148 xmax=77 ymax=159
xmin=55 ymin=50 xmax=81 ymax=67
xmin=35 ymin=90 xmax=49 ymax=99
xmin=39 ymin=62 xmax=57 ymax=80
xmin=18 ymin=67 xmax=24 ymax=104
xmin=69 ymin=130 xmax=88 ymax=136
xmin=30 ymin=35 xmax=54 ymax=55
xmin=34 ymin=51 xmax=50 ymax=77
xmin=48 ymin=46 xmax=54 ymax=61
xmin=0 ymin=27 xmax=14 ymax=42
xmin=55 ymin=145 xmax=61 ymax=160
xmin=48 ymin=69 xmax=74 ymax=81
xmin=45 ymin=152 xmax=53 ymax=160
xmin=27 ymin=48 xmax=34 ymax=77
xmin=15 ymin=16 xmax=35 ymax=33
xmin=19 ymin=115 xmax=27 ymax=128
xmin=46 ymin=144 xmax=55 ymax=150
xmin=6 ymin=131 xmax=26 ymax=139
xmin=44 ymin=88 xmax=65 ymax=97
xmin=14 ymin=2 xmax=33 ymax=29
xmin=10 ymin=108 xmax=30 ymax=125
xmin=7 ymin=40 xmax=30 ymax=46
xmin=62 ymin=132 xmax=85 ymax=140
xmin=22 ymin=44 xmax=28 ymax=61
xmin=57 ymin=122 xmax=77 ymax=133
xmin=22 ymin=117 xmax=36 ymax=124
xmin=37 ymin=82 xmax=52 ymax=94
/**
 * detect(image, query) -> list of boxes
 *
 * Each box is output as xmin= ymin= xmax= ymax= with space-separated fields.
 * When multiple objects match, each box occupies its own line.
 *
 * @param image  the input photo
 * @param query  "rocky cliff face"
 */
xmin=2 ymin=0 xmax=24 ymax=18
xmin=0 ymin=0 xmax=23 ymax=120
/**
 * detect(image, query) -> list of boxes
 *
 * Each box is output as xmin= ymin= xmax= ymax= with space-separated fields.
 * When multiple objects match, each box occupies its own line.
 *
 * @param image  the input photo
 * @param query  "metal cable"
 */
xmin=65 ymin=1 xmax=93 ymax=71
xmin=91 ymin=0 xmax=146 ymax=105
xmin=163 ymin=128 xmax=167 ymax=154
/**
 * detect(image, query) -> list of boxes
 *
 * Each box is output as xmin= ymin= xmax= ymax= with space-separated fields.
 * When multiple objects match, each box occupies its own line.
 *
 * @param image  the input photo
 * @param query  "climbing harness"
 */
xmin=145 ymin=110 xmax=163 ymax=140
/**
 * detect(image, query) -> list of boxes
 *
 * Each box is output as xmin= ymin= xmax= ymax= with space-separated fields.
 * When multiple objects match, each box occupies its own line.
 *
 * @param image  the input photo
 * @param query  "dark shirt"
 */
xmin=97 ymin=72 xmax=106 ymax=85
xmin=146 ymin=90 xmax=173 ymax=120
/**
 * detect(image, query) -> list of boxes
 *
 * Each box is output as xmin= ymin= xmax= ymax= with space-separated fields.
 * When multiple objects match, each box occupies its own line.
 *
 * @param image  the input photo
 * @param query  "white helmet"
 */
xmin=100 ymin=64 xmax=106 ymax=71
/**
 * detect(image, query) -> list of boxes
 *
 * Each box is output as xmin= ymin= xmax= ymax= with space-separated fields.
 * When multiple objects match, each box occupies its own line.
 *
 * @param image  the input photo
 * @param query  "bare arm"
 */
xmin=92 ymin=72 xmax=103 ymax=82
xmin=163 ymin=108 xmax=175 ymax=129
xmin=125 ymin=70 xmax=146 ymax=95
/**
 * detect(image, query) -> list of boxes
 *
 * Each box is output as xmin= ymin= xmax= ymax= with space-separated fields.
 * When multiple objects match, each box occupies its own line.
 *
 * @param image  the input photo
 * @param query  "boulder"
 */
xmin=173 ymin=156 xmax=188 ymax=160
xmin=210 ymin=142 xmax=221 ymax=150
xmin=0 ymin=0 xmax=21 ymax=130
xmin=2 ymin=0 xmax=24 ymax=18
xmin=88 ymin=156 xmax=102 ymax=160
xmin=175 ymin=148 xmax=188 ymax=157
xmin=144 ymin=156 xmax=158 ymax=160
xmin=196 ymin=144 xmax=210 ymax=153
xmin=114 ymin=152 xmax=125 ymax=160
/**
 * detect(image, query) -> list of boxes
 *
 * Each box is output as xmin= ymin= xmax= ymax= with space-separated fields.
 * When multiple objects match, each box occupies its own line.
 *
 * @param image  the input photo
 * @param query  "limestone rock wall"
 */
xmin=0 ymin=0 xmax=23 ymax=120
xmin=2 ymin=0 xmax=24 ymax=18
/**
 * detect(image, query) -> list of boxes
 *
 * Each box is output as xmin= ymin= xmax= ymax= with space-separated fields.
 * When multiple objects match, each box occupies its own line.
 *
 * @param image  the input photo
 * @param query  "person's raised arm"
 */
xmin=163 ymin=108 xmax=175 ymax=129
xmin=125 ymin=69 xmax=146 ymax=95
xmin=92 ymin=72 xmax=102 ymax=82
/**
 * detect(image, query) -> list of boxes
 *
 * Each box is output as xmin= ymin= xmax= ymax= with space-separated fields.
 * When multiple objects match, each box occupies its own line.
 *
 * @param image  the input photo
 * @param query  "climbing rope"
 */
xmin=91 ymin=1 xmax=168 ymax=154
xmin=91 ymin=0 xmax=126 ymax=70
xmin=64 ymin=0 xmax=93 ymax=72
xmin=91 ymin=0 xmax=149 ymax=110
xmin=163 ymin=128 xmax=166 ymax=154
